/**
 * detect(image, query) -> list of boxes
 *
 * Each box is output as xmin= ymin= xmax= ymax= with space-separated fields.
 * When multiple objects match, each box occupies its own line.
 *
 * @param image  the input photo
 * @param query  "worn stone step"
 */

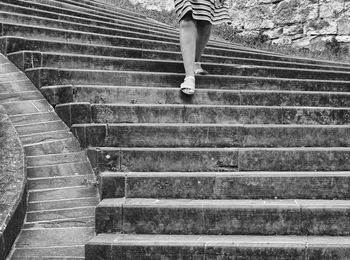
xmin=87 ymin=147 xmax=350 ymax=172
xmin=2 ymin=23 xmax=349 ymax=69
xmin=28 ymin=186 xmax=97 ymax=202
xmin=25 ymin=68 xmax=350 ymax=92
xmin=11 ymin=246 xmax=84 ymax=258
xmin=100 ymin=171 xmax=350 ymax=200
xmin=28 ymin=175 xmax=94 ymax=190
xmin=1 ymin=99 xmax=53 ymax=116
xmin=9 ymin=111 xmax=62 ymax=126
xmin=0 ymin=62 xmax=20 ymax=73
xmin=0 ymin=23 xmax=181 ymax=54
xmin=73 ymin=123 xmax=350 ymax=148
xmin=0 ymin=90 xmax=43 ymax=103
xmin=11 ymin=52 xmax=350 ymax=81
xmin=0 ymin=0 xmax=245 ymax=52
xmin=26 ymin=151 xmax=88 ymax=167
xmin=0 ymin=79 xmax=34 ymax=93
xmin=15 ymin=120 xmax=68 ymax=136
xmin=26 ymin=206 xmax=95 ymax=222
xmin=0 ymin=2 xmax=178 ymax=39
xmin=23 ymin=138 xmax=82 ymax=156
xmin=0 ymin=12 xmax=182 ymax=44
xmin=56 ymin=103 xmax=350 ymax=127
xmin=0 ymin=0 xmax=170 ymax=33
xmin=1 ymin=22 xmax=304 ymax=64
xmin=14 ymin=227 xmax=95 ymax=248
xmin=0 ymin=71 xmax=26 ymax=82
xmin=86 ymin=234 xmax=350 ymax=260
xmin=27 ymin=161 xmax=93 ymax=178
xmin=23 ymin=216 xmax=95 ymax=230
xmin=59 ymin=0 xmax=148 ymax=19
xmin=28 ymin=197 xmax=98 ymax=211
xmin=20 ymin=130 xmax=73 ymax=145
xmin=27 ymin=0 xmax=172 ymax=31
xmin=96 ymin=198 xmax=350 ymax=236
xmin=0 ymin=22 xmax=243 ymax=60
xmin=5 ymin=37 xmax=350 ymax=71
xmin=52 ymin=85 xmax=350 ymax=108
xmin=11 ymin=256 xmax=84 ymax=259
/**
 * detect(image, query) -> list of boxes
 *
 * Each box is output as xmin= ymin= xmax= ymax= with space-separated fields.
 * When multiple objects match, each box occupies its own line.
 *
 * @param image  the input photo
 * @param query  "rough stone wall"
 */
xmin=228 ymin=0 xmax=350 ymax=50
xmin=97 ymin=0 xmax=350 ymax=50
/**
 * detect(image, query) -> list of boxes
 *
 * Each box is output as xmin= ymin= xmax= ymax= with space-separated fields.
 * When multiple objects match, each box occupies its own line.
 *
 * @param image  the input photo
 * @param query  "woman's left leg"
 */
xmin=194 ymin=20 xmax=212 ymax=73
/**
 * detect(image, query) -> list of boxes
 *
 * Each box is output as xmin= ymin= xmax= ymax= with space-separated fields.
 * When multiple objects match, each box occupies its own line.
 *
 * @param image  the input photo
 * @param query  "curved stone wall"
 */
xmin=0 ymin=106 xmax=27 ymax=260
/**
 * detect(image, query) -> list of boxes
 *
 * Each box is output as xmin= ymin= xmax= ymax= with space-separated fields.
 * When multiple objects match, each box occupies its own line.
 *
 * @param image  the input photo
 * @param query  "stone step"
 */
xmin=2 ymin=23 xmax=350 ymax=70
xmin=0 ymin=1 xmax=179 ymax=40
xmin=0 ymin=10 xmax=344 ymax=69
xmin=99 ymin=171 xmax=350 ymax=200
xmin=47 ymin=85 xmax=350 ymax=108
xmin=11 ymin=246 xmax=84 ymax=258
xmin=28 ymin=197 xmax=98 ymax=211
xmin=15 ymin=120 xmax=68 ymax=136
xmin=23 ymin=216 xmax=95 ymax=229
xmin=28 ymin=174 xmax=94 ymax=190
xmin=26 ymin=206 xmax=95 ymax=222
xmin=27 ymin=161 xmax=93 ymax=178
xmin=0 ymin=79 xmax=34 ymax=93
xmin=86 ymin=234 xmax=350 ymax=260
xmin=87 ymin=147 xmax=350 ymax=172
xmin=12 ymin=49 xmax=350 ymax=77
xmin=26 ymin=151 xmax=88 ymax=167
xmin=0 ymin=62 xmax=20 ymax=73
xmin=1 ymin=99 xmax=53 ymax=116
xmin=14 ymin=227 xmax=95 ymax=248
xmin=0 ymin=11 xmax=181 ymax=45
xmin=0 ymin=0 xmax=170 ymax=33
xmin=0 ymin=90 xmax=43 ymax=103
xmin=96 ymin=198 xmax=350 ymax=236
xmin=24 ymin=68 xmax=350 ymax=92
xmin=0 ymin=22 xmax=302 ymax=64
xmin=20 ymin=130 xmax=74 ymax=146
xmin=10 ymin=52 xmax=350 ymax=81
xmin=72 ymin=123 xmax=350 ymax=148
xmin=29 ymin=0 xmax=172 ymax=31
xmin=23 ymin=138 xmax=82 ymax=156
xmin=9 ymin=111 xmax=62 ymax=126
xmin=0 ymin=20 xmax=248 ymax=61
xmin=28 ymin=186 xmax=97 ymax=202
xmin=56 ymin=103 xmax=350 ymax=127
xmin=4 ymin=37 xmax=350 ymax=70
xmin=11 ymin=256 xmax=84 ymax=259
xmin=57 ymin=0 xmax=152 ymax=20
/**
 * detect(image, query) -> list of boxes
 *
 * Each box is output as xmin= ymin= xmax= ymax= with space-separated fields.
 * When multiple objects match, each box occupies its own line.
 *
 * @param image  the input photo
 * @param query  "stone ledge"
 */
xmin=0 ymin=105 xmax=27 ymax=260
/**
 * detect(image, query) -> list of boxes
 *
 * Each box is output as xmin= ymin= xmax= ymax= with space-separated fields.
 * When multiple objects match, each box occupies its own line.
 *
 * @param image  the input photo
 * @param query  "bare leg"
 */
xmin=195 ymin=20 xmax=212 ymax=62
xmin=179 ymin=12 xmax=197 ymax=77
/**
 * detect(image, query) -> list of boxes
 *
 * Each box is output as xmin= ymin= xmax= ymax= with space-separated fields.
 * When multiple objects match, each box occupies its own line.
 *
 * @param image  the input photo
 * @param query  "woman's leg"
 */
xmin=179 ymin=12 xmax=197 ymax=77
xmin=195 ymin=20 xmax=212 ymax=62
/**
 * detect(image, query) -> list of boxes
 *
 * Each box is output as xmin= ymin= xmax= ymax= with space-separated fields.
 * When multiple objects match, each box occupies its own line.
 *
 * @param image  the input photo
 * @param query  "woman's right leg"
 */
xmin=195 ymin=20 xmax=212 ymax=63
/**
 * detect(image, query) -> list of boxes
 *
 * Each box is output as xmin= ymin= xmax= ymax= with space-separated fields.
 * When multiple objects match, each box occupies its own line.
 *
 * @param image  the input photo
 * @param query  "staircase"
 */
xmin=2 ymin=0 xmax=350 ymax=259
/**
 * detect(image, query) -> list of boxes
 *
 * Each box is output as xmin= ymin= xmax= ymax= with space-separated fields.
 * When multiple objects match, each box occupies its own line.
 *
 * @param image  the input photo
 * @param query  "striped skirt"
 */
xmin=174 ymin=0 xmax=230 ymax=25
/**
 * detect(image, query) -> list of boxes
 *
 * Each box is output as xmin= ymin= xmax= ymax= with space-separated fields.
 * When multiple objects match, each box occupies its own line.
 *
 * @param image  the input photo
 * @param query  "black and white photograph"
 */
xmin=1 ymin=0 xmax=350 ymax=259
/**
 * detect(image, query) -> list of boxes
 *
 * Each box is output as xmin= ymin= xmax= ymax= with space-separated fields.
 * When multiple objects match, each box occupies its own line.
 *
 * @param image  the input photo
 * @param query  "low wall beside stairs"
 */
xmin=0 ymin=106 xmax=27 ymax=260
